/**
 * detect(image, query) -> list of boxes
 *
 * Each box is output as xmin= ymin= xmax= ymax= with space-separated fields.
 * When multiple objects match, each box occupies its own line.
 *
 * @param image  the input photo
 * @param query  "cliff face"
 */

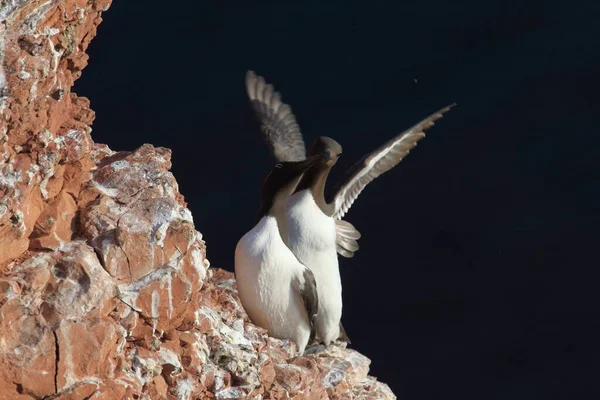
xmin=0 ymin=1 xmax=395 ymax=399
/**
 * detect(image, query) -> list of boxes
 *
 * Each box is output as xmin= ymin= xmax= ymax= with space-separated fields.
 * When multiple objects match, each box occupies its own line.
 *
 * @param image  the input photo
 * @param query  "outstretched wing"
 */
xmin=246 ymin=71 xmax=307 ymax=162
xmin=331 ymin=104 xmax=455 ymax=221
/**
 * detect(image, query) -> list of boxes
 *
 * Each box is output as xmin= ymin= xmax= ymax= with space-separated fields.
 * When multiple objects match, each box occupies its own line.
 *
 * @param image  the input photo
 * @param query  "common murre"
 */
xmin=246 ymin=70 xmax=454 ymax=345
xmin=246 ymin=70 xmax=362 ymax=258
xmin=234 ymin=153 xmax=328 ymax=354
xmin=246 ymin=70 xmax=453 ymax=258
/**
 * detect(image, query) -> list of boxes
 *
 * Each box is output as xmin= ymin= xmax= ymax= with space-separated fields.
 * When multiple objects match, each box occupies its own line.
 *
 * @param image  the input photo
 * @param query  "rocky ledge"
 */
xmin=0 ymin=1 xmax=395 ymax=399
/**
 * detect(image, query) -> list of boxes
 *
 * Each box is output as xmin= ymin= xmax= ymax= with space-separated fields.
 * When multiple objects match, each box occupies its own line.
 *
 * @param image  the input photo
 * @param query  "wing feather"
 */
xmin=335 ymin=219 xmax=361 ymax=258
xmin=331 ymin=104 xmax=455 ymax=220
xmin=336 ymin=245 xmax=354 ymax=258
xmin=246 ymin=71 xmax=307 ymax=162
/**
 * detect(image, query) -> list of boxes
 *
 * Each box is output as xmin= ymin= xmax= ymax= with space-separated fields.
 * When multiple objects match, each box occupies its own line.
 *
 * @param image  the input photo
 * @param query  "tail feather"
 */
xmin=338 ymin=322 xmax=351 ymax=344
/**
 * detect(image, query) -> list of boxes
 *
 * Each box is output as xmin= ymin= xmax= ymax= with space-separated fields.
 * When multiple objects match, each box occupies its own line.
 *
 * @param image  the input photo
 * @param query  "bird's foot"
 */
xmin=333 ymin=339 xmax=349 ymax=348
xmin=303 ymin=343 xmax=326 ymax=355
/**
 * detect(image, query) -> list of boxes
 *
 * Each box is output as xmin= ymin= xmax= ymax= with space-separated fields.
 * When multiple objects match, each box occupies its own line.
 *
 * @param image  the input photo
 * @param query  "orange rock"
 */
xmin=146 ymin=375 xmax=169 ymax=399
xmin=0 ymin=1 xmax=395 ymax=398
xmin=55 ymin=318 xmax=119 ymax=391
xmin=30 ymin=190 xmax=77 ymax=250
xmin=0 ymin=186 xmax=44 ymax=269
xmin=51 ymin=382 xmax=98 ymax=400
xmin=44 ymin=164 xmax=66 ymax=201
xmin=0 ymin=300 xmax=56 ymax=399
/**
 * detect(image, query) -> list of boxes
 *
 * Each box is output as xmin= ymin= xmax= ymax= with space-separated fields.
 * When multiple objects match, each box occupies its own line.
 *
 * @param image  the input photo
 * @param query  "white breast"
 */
xmin=234 ymin=216 xmax=311 ymax=353
xmin=285 ymin=190 xmax=342 ymax=345
xmin=285 ymin=190 xmax=337 ymax=253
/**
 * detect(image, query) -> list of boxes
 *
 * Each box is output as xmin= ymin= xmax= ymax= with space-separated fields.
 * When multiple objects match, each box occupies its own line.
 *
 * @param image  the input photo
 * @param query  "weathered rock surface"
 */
xmin=0 ymin=1 xmax=395 ymax=399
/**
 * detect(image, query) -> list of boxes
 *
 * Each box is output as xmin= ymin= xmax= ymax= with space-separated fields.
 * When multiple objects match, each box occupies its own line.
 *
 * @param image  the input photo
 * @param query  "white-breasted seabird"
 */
xmin=245 ymin=70 xmax=453 ymax=258
xmin=245 ymin=71 xmax=361 ymax=259
xmin=234 ymin=153 xmax=327 ymax=354
xmin=246 ymin=70 xmax=454 ymax=345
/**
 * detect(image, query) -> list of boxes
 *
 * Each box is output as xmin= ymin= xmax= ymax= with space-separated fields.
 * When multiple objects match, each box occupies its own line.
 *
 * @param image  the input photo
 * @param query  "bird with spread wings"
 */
xmin=246 ymin=70 xmax=454 ymax=258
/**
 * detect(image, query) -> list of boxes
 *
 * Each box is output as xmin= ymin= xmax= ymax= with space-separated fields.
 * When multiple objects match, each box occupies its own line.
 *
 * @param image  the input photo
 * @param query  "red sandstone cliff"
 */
xmin=0 ymin=1 xmax=395 ymax=398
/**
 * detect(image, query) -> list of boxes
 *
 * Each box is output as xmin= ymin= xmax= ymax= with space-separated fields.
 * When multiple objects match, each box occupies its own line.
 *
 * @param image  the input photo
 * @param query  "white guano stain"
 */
xmin=151 ymin=289 xmax=160 ymax=333
xmin=176 ymin=378 xmax=195 ymax=400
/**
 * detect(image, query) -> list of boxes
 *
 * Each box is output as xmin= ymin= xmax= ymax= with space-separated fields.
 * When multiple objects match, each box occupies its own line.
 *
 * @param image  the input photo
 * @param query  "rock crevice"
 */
xmin=0 ymin=1 xmax=395 ymax=398
xmin=53 ymin=327 xmax=60 ymax=394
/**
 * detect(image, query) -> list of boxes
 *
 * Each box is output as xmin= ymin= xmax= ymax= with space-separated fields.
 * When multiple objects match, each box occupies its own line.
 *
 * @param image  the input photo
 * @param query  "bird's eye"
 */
xmin=275 ymin=163 xmax=283 ymax=169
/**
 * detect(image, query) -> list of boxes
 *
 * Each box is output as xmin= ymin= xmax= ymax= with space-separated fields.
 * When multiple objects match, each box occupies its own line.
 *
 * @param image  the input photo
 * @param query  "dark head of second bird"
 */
xmin=308 ymin=136 xmax=342 ymax=167
xmin=294 ymin=137 xmax=343 ymax=215
xmin=257 ymin=153 xmax=329 ymax=220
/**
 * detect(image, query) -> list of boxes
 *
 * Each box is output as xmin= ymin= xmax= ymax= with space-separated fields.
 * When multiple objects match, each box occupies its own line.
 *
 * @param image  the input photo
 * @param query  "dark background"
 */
xmin=75 ymin=1 xmax=599 ymax=398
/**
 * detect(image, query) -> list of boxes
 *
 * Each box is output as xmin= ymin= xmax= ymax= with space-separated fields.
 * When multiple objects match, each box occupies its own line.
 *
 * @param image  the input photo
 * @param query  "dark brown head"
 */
xmin=258 ymin=153 xmax=329 ymax=219
xmin=307 ymin=136 xmax=342 ymax=167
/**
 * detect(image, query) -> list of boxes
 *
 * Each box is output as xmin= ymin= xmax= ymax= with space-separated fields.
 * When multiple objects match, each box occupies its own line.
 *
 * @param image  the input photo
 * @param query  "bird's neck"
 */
xmin=295 ymin=165 xmax=334 ymax=216
xmin=257 ymin=175 xmax=302 ymax=237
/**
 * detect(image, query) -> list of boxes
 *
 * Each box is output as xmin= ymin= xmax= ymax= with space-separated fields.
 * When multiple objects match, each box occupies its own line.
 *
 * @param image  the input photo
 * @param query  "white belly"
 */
xmin=234 ymin=216 xmax=311 ymax=354
xmin=286 ymin=190 xmax=342 ymax=345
